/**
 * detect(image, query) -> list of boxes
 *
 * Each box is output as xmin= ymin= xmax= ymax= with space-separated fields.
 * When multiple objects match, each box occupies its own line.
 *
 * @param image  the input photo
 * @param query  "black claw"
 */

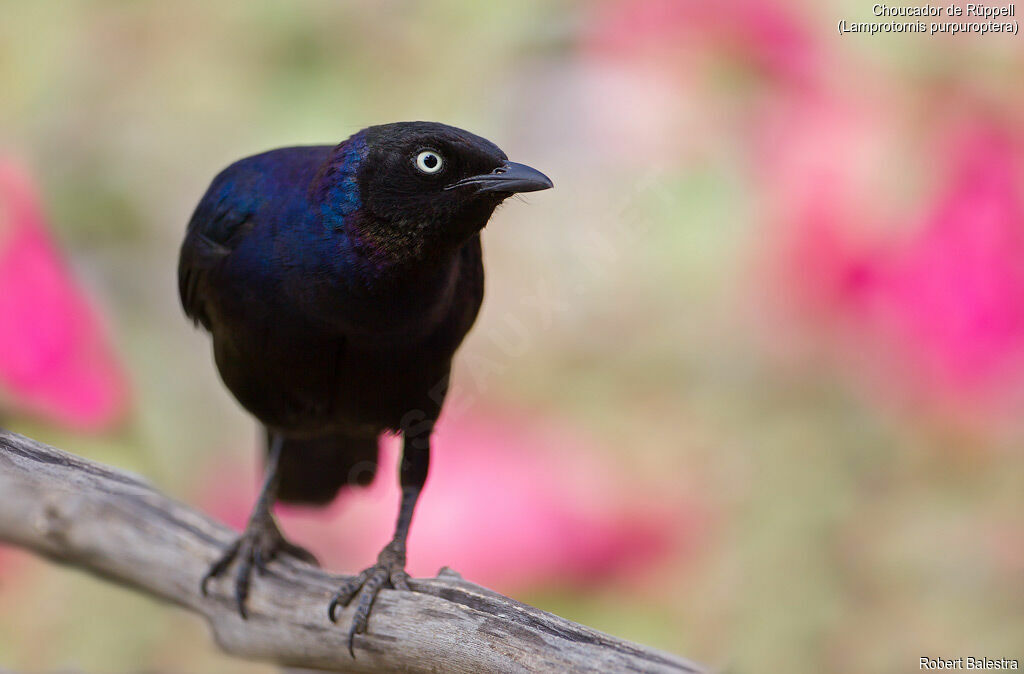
xmin=284 ymin=542 xmax=319 ymax=566
xmin=329 ymin=568 xmax=370 ymax=617
xmin=235 ymin=555 xmax=253 ymax=619
xmin=347 ymin=623 xmax=358 ymax=659
xmin=328 ymin=597 xmax=342 ymax=623
xmin=201 ymin=539 xmax=242 ymax=597
xmin=200 ymin=520 xmax=312 ymax=620
xmin=253 ymin=547 xmax=268 ymax=576
xmin=330 ymin=554 xmax=413 ymax=659
xmin=328 ymin=590 xmax=353 ymax=623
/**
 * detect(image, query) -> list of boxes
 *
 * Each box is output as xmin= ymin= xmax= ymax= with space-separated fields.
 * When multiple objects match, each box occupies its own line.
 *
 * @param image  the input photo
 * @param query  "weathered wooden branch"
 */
xmin=0 ymin=429 xmax=705 ymax=674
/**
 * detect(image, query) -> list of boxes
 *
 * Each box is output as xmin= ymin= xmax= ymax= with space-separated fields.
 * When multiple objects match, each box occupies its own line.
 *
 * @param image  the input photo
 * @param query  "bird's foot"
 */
xmin=200 ymin=514 xmax=317 ymax=619
xmin=328 ymin=540 xmax=412 ymax=656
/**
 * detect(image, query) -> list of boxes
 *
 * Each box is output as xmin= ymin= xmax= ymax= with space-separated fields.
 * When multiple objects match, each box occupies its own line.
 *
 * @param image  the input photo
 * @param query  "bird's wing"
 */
xmin=177 ymin=167 xmax=259 ymax=329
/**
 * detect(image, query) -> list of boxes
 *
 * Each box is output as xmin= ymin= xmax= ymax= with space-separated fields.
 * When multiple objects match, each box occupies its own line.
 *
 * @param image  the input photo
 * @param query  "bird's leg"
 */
xmin=200 ymin=433 xmax=317 ymax=618
xmin=329 ymin=429 xmax=430 ymax=656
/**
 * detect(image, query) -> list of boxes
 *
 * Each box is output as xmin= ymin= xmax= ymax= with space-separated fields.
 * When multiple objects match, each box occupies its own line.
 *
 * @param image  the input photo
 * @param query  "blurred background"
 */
xmin=1 ymin=1 xmax=1022 ymax=672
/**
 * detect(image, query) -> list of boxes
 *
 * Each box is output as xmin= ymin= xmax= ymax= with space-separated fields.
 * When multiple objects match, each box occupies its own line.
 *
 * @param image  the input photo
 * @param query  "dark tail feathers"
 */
xmin=269 ymin=431 xmax=379 ymax=506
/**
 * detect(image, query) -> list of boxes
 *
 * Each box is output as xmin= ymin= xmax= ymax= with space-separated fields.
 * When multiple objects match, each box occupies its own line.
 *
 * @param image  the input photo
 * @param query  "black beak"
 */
xmin=447 ymin=161 xmax=553 ymax=194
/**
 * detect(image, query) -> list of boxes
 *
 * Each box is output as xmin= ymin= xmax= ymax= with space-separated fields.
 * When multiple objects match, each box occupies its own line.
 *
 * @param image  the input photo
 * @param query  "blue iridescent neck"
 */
xmin=317 ymin=132 xmax=368 ymax=229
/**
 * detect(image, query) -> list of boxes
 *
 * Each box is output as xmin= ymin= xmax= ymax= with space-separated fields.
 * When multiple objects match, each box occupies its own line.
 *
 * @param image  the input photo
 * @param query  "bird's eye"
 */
xmin=415 ymin=150 xmax=444 ymax=174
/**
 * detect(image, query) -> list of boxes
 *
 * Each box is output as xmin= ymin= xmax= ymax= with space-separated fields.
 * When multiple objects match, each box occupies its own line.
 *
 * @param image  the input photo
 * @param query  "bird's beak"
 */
xmin=446 ymin=161 xmax=553 ymax=194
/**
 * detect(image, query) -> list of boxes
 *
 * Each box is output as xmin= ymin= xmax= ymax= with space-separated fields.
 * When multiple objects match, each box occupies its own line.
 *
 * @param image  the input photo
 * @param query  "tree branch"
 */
xmin=0 ymin=430 xmax=705 ymax=674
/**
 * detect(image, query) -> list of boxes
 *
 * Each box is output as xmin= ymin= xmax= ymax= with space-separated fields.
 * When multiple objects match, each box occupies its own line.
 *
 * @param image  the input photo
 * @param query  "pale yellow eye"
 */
xmin=415 ymin=150 xmax=443 ymax=174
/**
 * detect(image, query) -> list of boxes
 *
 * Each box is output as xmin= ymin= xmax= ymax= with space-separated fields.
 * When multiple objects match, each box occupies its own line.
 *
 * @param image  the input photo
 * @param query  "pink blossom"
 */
xmin=585 ymin=0 xmax=818 ymax=86
xmin=0 ymin=158 xmax=128 ymax=430
xmin=573 ymin=0 xmax=820 ymax=167
xmin=753 ymin=94 xmax=892 ymax=323
xmin=199 ymin=408 xmax=701 ymax=593
xmin=868 ymin=126 xmax=1024 ymax=406
xmin=757 ymin=113 xmax=1024 ymax=419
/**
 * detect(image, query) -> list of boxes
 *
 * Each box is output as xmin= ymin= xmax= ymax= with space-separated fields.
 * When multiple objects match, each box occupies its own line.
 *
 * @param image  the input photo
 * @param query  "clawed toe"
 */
xmin=200 ymin=534 xmax=265 ymax=618
xmin=329 ymin=547 xmax=414 ymax=657
xmin=328 ymin=567 xmax=373 ymax=619
xmin=200 ymin=538 xmax=242 ymax=596
xmin=280 ymin=539 xmax=319 ymax=566
xmin=200 ymin=523 xmax=316 ymax=619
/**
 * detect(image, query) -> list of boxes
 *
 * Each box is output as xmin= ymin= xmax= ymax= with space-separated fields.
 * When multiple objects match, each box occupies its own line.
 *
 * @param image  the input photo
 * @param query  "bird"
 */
xmin=177 ymin=121 xmax=552 ymax=654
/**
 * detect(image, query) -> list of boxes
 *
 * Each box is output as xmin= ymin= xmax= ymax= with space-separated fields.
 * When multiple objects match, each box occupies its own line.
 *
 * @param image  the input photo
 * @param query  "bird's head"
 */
xmin=318 ymin=121 xmax=552 ymax=263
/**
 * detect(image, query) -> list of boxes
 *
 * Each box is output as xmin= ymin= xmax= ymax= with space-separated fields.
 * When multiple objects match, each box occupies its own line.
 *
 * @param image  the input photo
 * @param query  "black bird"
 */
xmin=178 ymin=121 xmax=552 ymax=652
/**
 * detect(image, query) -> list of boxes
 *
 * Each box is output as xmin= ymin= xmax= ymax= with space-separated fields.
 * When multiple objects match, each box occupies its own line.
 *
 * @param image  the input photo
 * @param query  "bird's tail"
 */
xmin=269 ymin=431 xmax=379 ymax=506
